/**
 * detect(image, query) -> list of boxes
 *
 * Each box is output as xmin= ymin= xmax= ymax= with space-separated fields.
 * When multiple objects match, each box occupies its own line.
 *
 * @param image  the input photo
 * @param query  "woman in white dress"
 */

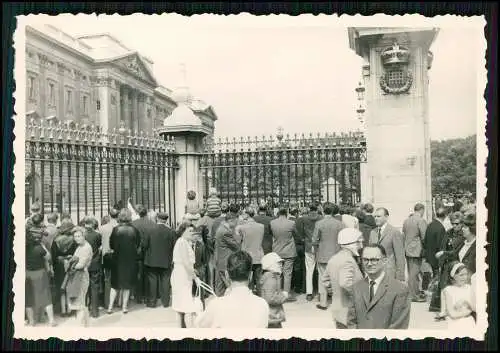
xmin=442 ymin=262 xmax=475 ymax=330
xmin=171 ymin=225 xmax=199 ymax=328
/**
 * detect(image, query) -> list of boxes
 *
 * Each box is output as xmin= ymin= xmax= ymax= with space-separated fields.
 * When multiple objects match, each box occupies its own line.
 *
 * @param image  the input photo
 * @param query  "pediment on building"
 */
xmin=111 ymin=53 xmax=157 ymax=86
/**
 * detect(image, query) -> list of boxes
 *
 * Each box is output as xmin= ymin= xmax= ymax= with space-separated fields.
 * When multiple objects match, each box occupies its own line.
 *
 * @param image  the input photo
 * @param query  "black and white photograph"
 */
xmin=12 ymin=13 xmax=487 ymax=341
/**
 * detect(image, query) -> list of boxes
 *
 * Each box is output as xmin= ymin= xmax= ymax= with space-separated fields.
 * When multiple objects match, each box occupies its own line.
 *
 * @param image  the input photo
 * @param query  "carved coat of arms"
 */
xmin=379 ymin=42 xmax=413 ymax=95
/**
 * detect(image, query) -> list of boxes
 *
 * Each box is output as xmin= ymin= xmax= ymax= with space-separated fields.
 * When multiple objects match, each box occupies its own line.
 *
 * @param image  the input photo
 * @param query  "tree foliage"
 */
xmin=431 ymin=135 xmax=476 ymax=195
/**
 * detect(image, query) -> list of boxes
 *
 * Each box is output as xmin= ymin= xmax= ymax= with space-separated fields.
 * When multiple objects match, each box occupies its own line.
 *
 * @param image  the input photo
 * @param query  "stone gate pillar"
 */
xmin=156 ymin=91 xmax=212 ymax=225
xmin=348 ymin=27 xmax=438 ymax=227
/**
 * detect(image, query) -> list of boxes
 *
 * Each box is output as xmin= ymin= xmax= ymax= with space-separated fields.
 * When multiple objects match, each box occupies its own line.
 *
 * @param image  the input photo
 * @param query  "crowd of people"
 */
xmin=24 ymin=188 xmax=477 ymax=329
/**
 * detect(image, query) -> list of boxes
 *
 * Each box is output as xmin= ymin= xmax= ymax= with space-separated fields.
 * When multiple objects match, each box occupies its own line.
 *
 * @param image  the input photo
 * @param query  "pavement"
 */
xmin=52 ymin=293 xmax=447 ymax=329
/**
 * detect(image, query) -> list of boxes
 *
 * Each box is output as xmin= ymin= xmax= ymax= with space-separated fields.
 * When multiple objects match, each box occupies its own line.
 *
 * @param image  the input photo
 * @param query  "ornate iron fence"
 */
xmin=25 ymin=119 xmax=179 ymax=225
xmin=200 ymin=130 xmax=367 ymax=208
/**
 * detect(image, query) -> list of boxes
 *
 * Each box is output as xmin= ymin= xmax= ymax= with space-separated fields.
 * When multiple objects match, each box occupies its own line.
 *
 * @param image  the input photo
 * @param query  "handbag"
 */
xmin=193 ymin=286 xmax=204 ymax=316
xmin=194 ymin=279 xmax=217 ymax=316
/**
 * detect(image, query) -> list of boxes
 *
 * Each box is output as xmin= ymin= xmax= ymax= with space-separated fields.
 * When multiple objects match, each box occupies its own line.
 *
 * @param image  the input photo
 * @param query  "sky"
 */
xmin=24 ymin=14 xmax=483 ymax=141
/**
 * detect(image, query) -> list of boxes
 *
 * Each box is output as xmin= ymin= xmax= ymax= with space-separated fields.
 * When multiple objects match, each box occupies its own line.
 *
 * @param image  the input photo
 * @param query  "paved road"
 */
xmin=55 ymin=294 xmax=447 ymax=329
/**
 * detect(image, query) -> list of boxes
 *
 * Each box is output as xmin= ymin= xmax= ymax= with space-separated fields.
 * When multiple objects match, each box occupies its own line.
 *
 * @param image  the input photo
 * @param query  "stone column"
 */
xmin=121 ymin=85 xmax=130 ymax=130
xmin=131 ymin=89 xmax=138 ymax=133
xmin=96 ymin=76 xmax=110 ymax=133
xmin=171 ymin=134 xmax=205 ymax=223
xmin=137 ymin=92 xmax=144 ymax=133
xmin=114 ymin=81 xmax=121 ymax=129
xmin=348 ymin=27 xmax=438 ymax=227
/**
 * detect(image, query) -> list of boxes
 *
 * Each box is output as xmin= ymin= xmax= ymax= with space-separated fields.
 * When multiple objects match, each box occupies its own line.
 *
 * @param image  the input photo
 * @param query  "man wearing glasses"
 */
xmin=347 ymin=244 xmax=411 ymax=329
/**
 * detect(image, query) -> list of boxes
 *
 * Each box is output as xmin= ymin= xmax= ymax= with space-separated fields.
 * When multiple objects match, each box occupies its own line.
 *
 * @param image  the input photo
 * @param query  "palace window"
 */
xmin=48 ymin=82 xmax=55 ymax=106
xmin=147 ymin=108 xmax=152 ymax=119
xmin=65 ymin=89 xmax=73 ymax=113
xmin=82 ymin=95 xmax=88 ymax=115
xmin=96 ymin=99 xmax=101 ymax=111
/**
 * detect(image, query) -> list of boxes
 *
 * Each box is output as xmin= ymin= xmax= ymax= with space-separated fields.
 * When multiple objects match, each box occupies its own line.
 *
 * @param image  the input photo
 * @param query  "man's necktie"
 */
xmin=377 ymin=227 xmax=382 ymax=243
xmin=369 ymin=280 xmax=376 ymax=302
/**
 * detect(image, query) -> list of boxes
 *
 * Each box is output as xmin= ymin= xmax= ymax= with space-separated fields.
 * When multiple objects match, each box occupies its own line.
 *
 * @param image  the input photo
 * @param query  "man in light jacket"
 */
xmin=402 ymin=203 xmax=428 ymax=302
xmin=312 ymin=202 xmax=345 ymax=310
xmin=270 ymin=206 xmax=297 ymax=302
xmin=235 ymin=206 xmax=265 ymax=295
xmin=321 ymin=228 xmax=365 ymax=328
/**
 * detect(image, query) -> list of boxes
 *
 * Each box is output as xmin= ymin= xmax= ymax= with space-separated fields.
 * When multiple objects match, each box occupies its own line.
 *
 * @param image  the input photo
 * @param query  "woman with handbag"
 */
xmin=171 ymin=225 xmax=200 ymax=328
xmin=51 ymin=219 xmax=77 ymax=317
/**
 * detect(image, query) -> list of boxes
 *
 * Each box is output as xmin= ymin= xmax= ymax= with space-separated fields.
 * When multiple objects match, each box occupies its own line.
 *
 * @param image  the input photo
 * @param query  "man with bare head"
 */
xmin=369 ymin=208 xmax=406 ymax=282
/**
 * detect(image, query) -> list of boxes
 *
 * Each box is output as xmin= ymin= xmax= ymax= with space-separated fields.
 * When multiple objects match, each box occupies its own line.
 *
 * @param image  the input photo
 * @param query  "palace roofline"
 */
xmin=26 ymin=23 xmax=218 ymax=121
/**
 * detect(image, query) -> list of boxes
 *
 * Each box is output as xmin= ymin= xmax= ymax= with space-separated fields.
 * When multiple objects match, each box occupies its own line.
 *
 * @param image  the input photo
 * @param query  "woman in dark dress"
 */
xmin=26 ymin=214 xmax=56 ymax=326
xmin=107 ymin=208 xmax=141 ymax=314
xmin=431 ymin=211 xmax=465 ymax=317
xmin=50 ymin=219 xmax=77 ymax=317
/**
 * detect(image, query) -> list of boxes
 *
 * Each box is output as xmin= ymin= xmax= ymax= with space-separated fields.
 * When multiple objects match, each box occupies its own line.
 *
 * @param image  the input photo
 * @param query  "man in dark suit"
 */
xmin=270 ymin=206 xmax=298 ymax=302
xmin=312 ymin=202 xmax=344 ymax=310
xmin=143 ymin=212 xmax=176 ymax=307
xmin=354 ymin=209 xmax=372 ymax=247
xmin=254 ymin=201 xmax=274 ymax=255
xmin=402 ymin=203 xmax=428 ymax=302
xmin=131 ymin=204 xmax=158 ymax=304
xmin=214 ymin=204 xmax=241 ymax=296
xmin=288 ymin=205 xmax=305 ymax=295
xmin=295 ymin=202 xmax=323 ymax=301
xmin=424 ymin=207 xmax=448 ymax=277
xmin=348 ymin=244 xmax=411 ymax=329
xmin=369 ymin=208 xmax=406 ymax=282
xmin=362 ymin=203 xmax=377 ymax=229
xmin=83 ymin=216 xmax=102 ymax=318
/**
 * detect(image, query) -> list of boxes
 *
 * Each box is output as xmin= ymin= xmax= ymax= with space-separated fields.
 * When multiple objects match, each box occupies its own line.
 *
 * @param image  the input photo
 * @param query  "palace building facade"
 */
xmin=25 ymin=23 xmax=218 ymax=134
xmin=24 ymin=24 xmax=218 ymax=219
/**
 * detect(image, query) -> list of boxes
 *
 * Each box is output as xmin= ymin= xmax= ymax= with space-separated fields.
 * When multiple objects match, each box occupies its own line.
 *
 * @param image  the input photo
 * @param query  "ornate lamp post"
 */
xmin=355 ymin=81 xmax=366 ymax=130
xmin=355 ymin=81 xmax=365 ymax=100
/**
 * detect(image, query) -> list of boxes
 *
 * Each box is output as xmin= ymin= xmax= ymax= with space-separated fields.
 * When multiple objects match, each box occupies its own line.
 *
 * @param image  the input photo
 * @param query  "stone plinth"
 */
xmin=348 ymin=27 xmax=438 ymax=227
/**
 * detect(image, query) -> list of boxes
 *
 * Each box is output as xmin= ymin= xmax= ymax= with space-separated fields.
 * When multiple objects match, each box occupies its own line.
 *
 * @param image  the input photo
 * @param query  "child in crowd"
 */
xmin=185 ymin=190 xmax=201 ymax=219
xmin=259 ymin=252 xmax=288 ymax=328
xmin=205 ymin=188 xmax=222 ymax=218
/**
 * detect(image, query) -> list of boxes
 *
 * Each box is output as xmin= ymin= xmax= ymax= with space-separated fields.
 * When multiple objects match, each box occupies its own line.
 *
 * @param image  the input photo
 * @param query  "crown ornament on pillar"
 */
xmin=381 ymin=42 xmax=410 ymax=67
xmin=379 ymin=41 xmax=413 ymax=95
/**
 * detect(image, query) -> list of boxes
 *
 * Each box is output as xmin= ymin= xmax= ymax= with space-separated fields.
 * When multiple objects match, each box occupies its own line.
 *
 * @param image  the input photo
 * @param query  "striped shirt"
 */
xmin=206 ymin=197 xmax=222 ymax=217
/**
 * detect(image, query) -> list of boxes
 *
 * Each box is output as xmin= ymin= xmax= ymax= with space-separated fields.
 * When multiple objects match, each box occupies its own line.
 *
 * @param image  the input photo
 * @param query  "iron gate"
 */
xmin=200 ymin=130 xmax=367 ymax=208
xmin=25 ymin=118 xmax=179 ymax=225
